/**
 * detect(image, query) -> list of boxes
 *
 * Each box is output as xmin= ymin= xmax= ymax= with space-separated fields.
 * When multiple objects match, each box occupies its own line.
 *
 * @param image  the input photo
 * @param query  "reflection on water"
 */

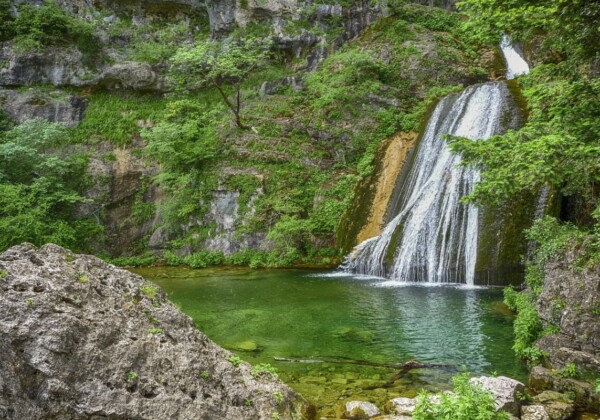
xmin=132 ymin=267 xmax=526 ymax=415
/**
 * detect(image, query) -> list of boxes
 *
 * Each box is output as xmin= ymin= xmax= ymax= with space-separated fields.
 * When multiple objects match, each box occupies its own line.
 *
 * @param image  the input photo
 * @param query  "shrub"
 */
xmin=9 ymin=2 xmax=99 ymax=54
xmin=413 ymin=373 xmax=509 ymax=419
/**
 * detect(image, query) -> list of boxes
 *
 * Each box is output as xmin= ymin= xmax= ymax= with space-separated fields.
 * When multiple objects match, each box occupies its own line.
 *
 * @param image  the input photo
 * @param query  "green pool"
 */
xmin=132 ymin=266 xmax=527 ymax=416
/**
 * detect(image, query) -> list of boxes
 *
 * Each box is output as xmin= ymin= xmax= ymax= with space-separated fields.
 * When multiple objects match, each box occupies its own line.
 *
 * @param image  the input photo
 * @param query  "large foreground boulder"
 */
xmin=0 ymin=243 xmax=307 ymax=419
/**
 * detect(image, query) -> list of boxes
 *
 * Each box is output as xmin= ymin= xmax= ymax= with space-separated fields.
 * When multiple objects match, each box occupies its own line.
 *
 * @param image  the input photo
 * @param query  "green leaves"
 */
xmin=414 ymin=372 xmax=509 ymax=420
xmin=169 ymin=36 xmax=272 ymax=128
xmin=0 ymin=119 xmax=101 ymax=252
xmin=449 ymin=68 xmax=600 ymax=208
xmin=3 ymin=1 xmax=99 ymax=54
xmin=457 ymin=0 xmax=600 ymax=60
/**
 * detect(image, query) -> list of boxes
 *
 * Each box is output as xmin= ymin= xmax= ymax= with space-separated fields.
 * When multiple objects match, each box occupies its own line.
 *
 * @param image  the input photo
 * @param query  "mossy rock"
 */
xmin=231 ymin=340 xmax=262 ymax=353
xmin=333 ymin=327 xmax=375 ymax=343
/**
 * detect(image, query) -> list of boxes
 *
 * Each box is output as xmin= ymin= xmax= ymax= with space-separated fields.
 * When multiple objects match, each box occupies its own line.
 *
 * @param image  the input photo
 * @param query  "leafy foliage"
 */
xmin=502 ymin=216 xmax=591 ymax=365
xmin=142 ymin=99 xmax=221 ymax=172
xmin=414 ymin=372 xmax=509 ymax=419
xmin=1 ymin=1 xmax=99 ymax=54
xmin=170 ymin=37 xmax=272 ymax=128
xmin=450 ymin=68 xmax=600 ymax=209
xmin=457 ymin=0 xmax=600 ymax=60
xmin=0 ymin=119 xmax=101 ymax=252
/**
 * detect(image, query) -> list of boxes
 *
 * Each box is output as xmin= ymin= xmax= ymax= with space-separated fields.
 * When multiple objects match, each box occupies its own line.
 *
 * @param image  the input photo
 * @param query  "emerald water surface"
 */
xmin=133 ymin=266 xmax=526 ymax=416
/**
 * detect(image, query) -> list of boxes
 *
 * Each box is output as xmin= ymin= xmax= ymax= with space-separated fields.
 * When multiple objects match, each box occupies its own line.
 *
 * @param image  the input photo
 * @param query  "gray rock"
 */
xmin=0 ymin=88 xmax=86 ymax=127
xmin=531 ymin=391 xmax=574 ymax=420
xmin=529 ymin=366 xmax=600 ymax=414
xmin=386 ymin=397 xmax=416 ymax=415
xmin=345 ymin=400 xmax=381 ymax=419
xmin=469 ymin=376 xmax=525 ymax=416
xmin=100 ymin=61 xmax=163 ymax=91
xmin=522 ymin=405 xmax=551 ymax=420
xmin=0 ymin=45 xmax=165 ymax=91
xmin=0 ymin=243 xmax=307 ymax=419
xmin=260 ymin=76 xmax=303 ymax=96
xmin=536 ymin=250 xmax=600 ymax=370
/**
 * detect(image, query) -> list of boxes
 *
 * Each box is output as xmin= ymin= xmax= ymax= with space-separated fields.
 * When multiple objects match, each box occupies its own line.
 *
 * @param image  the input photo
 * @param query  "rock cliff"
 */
xmin=529 ymin=250 xmax=600 ymax=412
xmin=0 ymin=243 xmax=307 ymax=419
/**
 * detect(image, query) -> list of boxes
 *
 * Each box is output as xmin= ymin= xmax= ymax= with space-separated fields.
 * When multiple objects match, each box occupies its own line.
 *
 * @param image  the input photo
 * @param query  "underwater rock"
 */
xmin=232 ymin=340 xmax=262 ymax=353
xmin=0 ymin=243 xmax=306 ymax=419
xmin=469 ymin=376 xmax=525 ymax=416
xmin=333 ymin=326 xmax=375 ymax=343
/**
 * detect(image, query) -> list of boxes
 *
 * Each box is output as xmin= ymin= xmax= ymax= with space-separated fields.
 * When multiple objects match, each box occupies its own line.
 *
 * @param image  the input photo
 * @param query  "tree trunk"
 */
xmin=215 ymin=84 xmax=248 ymax=130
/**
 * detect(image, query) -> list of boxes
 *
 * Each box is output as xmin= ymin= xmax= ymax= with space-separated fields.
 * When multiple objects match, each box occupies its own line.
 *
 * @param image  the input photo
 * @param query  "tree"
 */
xmin=170 ymin=37 xmax=272 ymax=129
xmin=0 ymin=119 xmax=102 ymax=251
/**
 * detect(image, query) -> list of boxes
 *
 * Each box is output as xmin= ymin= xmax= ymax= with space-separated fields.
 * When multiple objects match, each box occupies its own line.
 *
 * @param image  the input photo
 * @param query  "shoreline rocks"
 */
xmin=0 ymin=243 xmax=307 ymax=419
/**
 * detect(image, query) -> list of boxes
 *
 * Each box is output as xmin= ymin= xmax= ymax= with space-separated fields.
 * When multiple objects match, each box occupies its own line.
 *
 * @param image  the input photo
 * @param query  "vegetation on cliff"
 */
xmin=0 ymin=0 xmax=487 ymax=267
xmin=452 ymin=0 xmax=600 ymax=378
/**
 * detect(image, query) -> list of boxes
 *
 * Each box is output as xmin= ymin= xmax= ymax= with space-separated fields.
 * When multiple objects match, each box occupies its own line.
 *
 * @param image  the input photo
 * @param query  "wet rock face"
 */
xmin=0 ymin=244 xmax=306 ymax=419
xmin=0 ymin=88 xmax=87 ymax=127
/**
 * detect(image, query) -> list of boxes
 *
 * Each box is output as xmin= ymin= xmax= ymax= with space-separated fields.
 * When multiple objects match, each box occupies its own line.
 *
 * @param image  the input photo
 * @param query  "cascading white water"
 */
xmin=342 ymin=39 xmax=530 ymax=285
xmin=500 ymin=35 xmax=530 ymax=80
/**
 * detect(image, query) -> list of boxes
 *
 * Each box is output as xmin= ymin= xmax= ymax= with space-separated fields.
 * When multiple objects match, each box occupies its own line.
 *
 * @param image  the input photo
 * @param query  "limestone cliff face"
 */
xmin=528 ymin=250 xmax=600 ymax=412
xmin=535 ymin=251 xmax=600 ymax=371
xmin=0 ymin=243 xmax=308 ymax=419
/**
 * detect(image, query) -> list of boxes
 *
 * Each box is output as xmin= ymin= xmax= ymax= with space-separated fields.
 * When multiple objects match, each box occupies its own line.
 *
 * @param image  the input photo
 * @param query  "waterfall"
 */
xmin=342 ymin=39 xmax=530 ymax=285
xmin=500 ymin=35 xmax=530 ymax=80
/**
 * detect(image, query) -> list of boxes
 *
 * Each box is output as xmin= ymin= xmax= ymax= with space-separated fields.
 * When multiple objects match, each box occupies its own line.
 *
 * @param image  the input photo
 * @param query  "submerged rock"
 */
xmin=333 ymin=326 xmax=375 ymax=343
xmin=0 ymin=243 xmax=307 ymax=419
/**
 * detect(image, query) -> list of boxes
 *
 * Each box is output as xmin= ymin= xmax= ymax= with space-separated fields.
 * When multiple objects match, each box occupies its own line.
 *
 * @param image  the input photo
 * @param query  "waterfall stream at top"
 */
xmin=341 ymin=38 xmax=530 ymax=285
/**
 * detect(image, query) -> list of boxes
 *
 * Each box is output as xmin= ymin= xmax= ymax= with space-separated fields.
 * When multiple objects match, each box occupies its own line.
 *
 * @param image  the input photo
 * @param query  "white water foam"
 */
xmin=500 ymin=35 xmax=530 ymax=80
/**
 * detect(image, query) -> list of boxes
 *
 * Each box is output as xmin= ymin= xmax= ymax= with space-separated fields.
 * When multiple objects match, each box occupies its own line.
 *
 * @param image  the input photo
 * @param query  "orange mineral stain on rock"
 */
xmin=356 ymin=131 xmax=417 ymax=244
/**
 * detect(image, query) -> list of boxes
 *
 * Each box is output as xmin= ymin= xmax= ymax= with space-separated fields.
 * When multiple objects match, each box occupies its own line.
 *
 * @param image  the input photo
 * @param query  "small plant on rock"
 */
xmin=555 ymin=362 xmax=578 ymax=378
xmin=140 ymin=284 xmax=160 ymax=306
xmin=148 ymin=328 xmax=162 ymax=334
xmin=228 ymin=355 xmax=242 ymax=367
xmin=244 ymin=398 xmax=252 ymax=407
xmin=78 ymin=275 xmax=89 ymax=283
xmin=0 ymin=269 xmax=7 ymax=279
xmin=127 ymin=371 xmax=138 ymax=382
xmin=199 ymin=370 xmax=210 ymax=380
xmin=273 ymin=390 xmax=284 ymax=405
xmin=251 ymin=363 xmax=278 ymax=379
